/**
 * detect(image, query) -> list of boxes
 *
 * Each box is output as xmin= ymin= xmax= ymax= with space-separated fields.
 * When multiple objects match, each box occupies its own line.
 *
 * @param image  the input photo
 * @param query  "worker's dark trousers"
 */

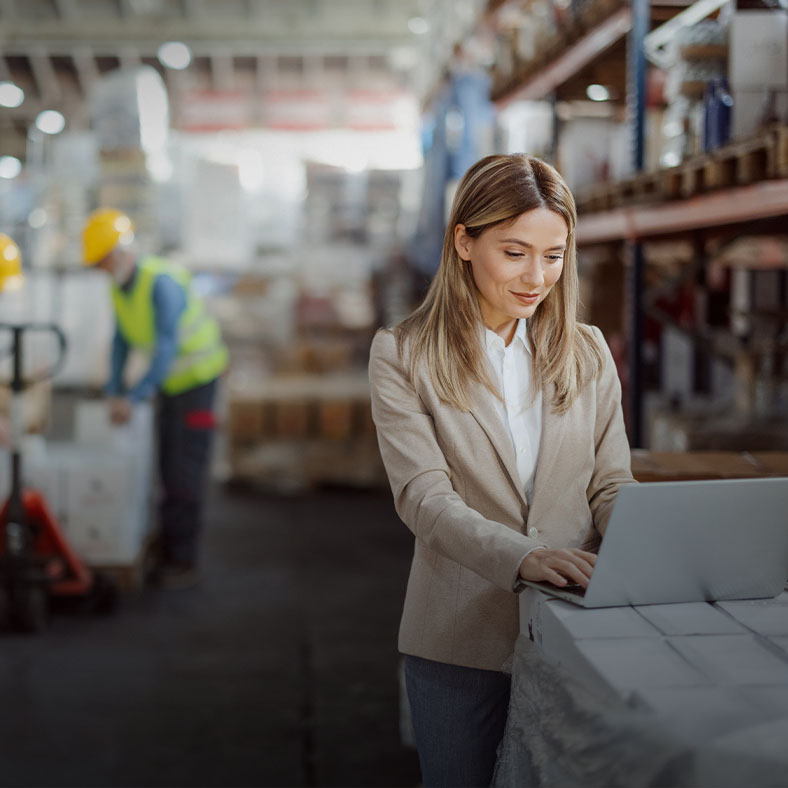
xmin=157 ymin=378 xmax=218 ymax=565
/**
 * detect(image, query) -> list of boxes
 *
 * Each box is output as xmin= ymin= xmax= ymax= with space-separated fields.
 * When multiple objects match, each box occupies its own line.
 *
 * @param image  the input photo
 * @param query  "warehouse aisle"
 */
xmin=0 ymin=484 xmax=421 ymax=788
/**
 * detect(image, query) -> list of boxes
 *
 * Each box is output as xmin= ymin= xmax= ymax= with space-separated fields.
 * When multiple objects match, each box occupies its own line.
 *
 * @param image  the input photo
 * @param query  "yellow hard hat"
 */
xmin=0 ymin=233 xmax=23 ymax=293
xmin=82 ymin=208 xmax=135 ymax=266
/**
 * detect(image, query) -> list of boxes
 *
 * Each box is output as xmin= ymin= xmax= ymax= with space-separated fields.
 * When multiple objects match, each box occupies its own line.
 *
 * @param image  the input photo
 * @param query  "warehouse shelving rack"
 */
xmin=484 ymin=0 xmax=787 ymax=448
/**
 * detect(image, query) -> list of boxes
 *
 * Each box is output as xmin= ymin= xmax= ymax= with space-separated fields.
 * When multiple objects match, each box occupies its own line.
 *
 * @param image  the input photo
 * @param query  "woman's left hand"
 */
xmin=519 ymin=548 xmax=597 ymax=588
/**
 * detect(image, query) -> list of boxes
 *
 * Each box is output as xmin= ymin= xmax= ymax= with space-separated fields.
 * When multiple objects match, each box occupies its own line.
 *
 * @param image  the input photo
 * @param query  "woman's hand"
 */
xmin=519 ymin=548 xmax=597 ymax=588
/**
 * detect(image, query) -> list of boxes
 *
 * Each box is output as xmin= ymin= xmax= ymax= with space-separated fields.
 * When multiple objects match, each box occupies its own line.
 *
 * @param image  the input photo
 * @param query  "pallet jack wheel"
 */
xmin=11 ymin=584 xmax=49 ymax=633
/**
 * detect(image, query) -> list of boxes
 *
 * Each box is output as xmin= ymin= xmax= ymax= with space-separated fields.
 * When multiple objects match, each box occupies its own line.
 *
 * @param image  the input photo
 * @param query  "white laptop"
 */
xmin=521 ymin=477 xmax=788 ymax=608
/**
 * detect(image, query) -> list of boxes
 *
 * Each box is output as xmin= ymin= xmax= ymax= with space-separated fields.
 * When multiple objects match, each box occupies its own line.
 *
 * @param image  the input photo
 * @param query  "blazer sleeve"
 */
xmin=369 ymin=329 xmax=542 ymax=592
xmin=587 ymin=325 xmax=637 ymax=535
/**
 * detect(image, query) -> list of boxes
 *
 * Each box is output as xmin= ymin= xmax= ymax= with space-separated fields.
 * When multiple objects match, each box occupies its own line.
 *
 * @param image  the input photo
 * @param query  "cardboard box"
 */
xmin=636 ymin=602 xmax=747 ymax=636
xmin=739 ymin=685 xmax=788 ymax=716
xmin=44 ymin=444 xmax=150 ymax=565
xmin=71 ymin=400 xmax=154 ymax=563
xmin=770 ymin=637 xmax=788 ymax=658
xmin=274 ymin=400 xmax=310 ymax=439
xmin=228 ymin=399 xmax=264 ymax=443
xmin=632 ymin=686 xmax=768 ymax=742
xmin=731 ymin=87 xmax=788 ymax=139
xmin=519 ymin=590 xmax=677 ymax=701
xmin=667 ymin=634 xmax=788 ymax=686
xmin=576 ymin=637 xmax=709 ymax=694
xmin=729 ymin=11 xmax=788 ymax=89
xmin=716 ymin=593 xmax=788 ymax=636
xmin=318 ymin=400 xmax=353 ymax=440
xmin=60 ymin=449 xmax=135 ymax=563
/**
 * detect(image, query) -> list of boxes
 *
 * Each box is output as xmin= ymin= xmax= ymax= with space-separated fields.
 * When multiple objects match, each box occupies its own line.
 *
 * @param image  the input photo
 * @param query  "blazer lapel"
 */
xmin=468 ymin=378 xmax=529 ymax=510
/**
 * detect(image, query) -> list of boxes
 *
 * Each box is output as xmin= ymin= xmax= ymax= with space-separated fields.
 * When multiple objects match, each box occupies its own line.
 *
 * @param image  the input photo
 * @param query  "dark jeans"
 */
xmin=404 ymin=654 xmax=511 ymax=788
xmin=157 ymin=379 xmax=218 ymax=565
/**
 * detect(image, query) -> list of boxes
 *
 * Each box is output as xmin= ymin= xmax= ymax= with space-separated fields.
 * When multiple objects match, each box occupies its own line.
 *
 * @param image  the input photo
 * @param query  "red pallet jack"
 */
xmin=0 ymin=322 xmax=117 ymax=632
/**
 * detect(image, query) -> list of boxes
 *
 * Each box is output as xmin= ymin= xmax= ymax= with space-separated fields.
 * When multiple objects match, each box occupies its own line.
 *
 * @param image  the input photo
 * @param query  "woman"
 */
xmin=369 ymin=154 xmax=634 ymax=787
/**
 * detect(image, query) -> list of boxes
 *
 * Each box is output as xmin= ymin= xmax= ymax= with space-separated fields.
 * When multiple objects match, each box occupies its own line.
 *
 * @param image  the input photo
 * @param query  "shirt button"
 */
xmin=527 ymin=526 xmax=539 ymax=539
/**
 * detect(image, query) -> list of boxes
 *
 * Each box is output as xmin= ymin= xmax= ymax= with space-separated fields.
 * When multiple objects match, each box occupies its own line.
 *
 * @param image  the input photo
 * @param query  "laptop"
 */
xmin=521 ymin=477 xmax=788 ymax=608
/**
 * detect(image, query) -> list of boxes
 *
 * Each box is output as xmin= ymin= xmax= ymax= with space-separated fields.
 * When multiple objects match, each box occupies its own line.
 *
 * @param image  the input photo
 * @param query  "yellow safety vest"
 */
xmin=111 ymin=255 xmax=229 ymax=396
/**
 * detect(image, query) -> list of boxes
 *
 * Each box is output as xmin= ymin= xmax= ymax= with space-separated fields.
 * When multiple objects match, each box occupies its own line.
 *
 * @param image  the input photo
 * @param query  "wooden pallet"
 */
xmin=577 ymin=125 xmax=788 ymax=213
xmin=90 ymin=534 xmax=158 ymax=594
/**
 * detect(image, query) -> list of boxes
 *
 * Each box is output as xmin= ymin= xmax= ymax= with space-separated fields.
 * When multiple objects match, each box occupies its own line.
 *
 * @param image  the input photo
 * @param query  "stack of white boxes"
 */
xmin=519 ymin=589 xmax=788 ymax=758
xmin=0 ymin=401 xmax=154 ymax=566
xmin=729 ymin=9 xmax=788 ymax=139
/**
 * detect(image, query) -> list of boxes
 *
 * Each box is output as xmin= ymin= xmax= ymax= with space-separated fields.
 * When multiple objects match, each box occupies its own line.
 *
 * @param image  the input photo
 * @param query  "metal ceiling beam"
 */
xmin=118 ymin=0 xmax=136 ymax=17
xmin=29 ymin=48 xmax=61 ymax=102
xmin=54 ymin=0 xmax=80 ymax=19
xmin=494 ymin=6 xmax=632 ymax=106
xmin=0 ymin=16 xmax=417 ymax=55
xmin=118 ymin=46 xmax=142 ymax=68
xmin=0 ymin=37 xmax=415 ymax=59
xmin=210 ymin=51 xmax=235 ymax=91
xmin=72 ymin=46 xmax=99 ymax=95
xmin=183 ymin=0 xmax=202 ymax=19
xmin=255 ymin=53 xmax=275 ymax=93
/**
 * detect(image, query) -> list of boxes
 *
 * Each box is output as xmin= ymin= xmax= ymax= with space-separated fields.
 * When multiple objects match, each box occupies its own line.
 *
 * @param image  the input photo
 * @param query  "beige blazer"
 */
xmin=368 ymin=324 xmax=635 ymax=672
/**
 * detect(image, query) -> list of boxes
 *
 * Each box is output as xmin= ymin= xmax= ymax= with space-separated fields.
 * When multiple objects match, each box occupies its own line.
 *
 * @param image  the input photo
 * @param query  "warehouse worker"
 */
xmin=82 ymin=210 xmax=229 ymax=590
xmin=0 ymin=233 xmax=24 ymax=446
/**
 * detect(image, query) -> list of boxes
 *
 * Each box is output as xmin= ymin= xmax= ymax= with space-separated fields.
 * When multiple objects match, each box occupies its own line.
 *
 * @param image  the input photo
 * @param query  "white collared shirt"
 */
xmin=483 ymin=318 xmax=543 ymax=505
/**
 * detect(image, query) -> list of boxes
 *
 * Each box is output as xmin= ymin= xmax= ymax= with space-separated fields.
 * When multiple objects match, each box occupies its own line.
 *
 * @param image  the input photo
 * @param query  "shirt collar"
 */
xmin=484 ymin=318 xmax=532 ymax=355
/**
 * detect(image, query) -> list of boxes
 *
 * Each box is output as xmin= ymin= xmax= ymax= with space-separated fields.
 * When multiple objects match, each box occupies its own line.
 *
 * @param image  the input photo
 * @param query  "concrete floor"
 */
xmin=0 ymin=483 xmax=421 ymax=788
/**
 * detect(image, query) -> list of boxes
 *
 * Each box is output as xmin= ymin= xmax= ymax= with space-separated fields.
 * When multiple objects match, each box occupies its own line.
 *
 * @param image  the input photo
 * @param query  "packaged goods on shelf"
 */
xmin=182 ymin=156 xmax=252 ymax=269
xmin=628 ymin=449 xmax=787 ymax=482
xmin=303 ymin=165 xmax=412 ymax=248
xmin=205 ymin=275 xmax=298 ymax=346
xmin=660 ymin=19 xmax=730 ymax=161
xmin=729 ymin=10 xmax=788 ymax=91
xmin=557 ymin=118 xmax=631 ymax=190
xmin=56 ymin=270 xmax=114 ymax=387
xmin=649 ymin=410 xmax=788 ymax=452
xmin=226 ymin=372 xmax=384 ymax=489
xmin=731 ymin=89 xmax=788 ymax=139
xmin=90 ymin=66 xmax=169 ymax=153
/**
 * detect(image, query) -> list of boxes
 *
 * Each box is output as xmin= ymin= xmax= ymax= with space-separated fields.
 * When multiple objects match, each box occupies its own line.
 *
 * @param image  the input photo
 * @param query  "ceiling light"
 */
xmin=35 ymin=110 xmax=66 ymax=135
xmin=586 ymin=84 xmax=610 ymax=102
xmin=408 ymin=17 xmax=430 ymax=35
xmin=0 ymin=81 xmax=24 ymax=108
xmin=158 ymin=41 xmax=192 ymax=70
xmin=0 ymin=156 xmax=22 ymax=179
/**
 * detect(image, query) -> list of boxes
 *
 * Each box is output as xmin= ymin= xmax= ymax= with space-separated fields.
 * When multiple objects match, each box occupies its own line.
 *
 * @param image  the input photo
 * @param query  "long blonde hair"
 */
xmin=396 ymin=153 xmax=603 ymax=414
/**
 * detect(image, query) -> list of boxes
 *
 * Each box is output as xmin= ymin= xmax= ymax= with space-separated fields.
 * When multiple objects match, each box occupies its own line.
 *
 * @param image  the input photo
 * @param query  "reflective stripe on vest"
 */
xmin=110 ymin=255 xmax=228 ymax=395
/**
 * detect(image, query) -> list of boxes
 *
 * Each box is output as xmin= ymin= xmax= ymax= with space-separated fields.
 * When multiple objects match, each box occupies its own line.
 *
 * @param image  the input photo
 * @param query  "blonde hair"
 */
xmin=396 ymin=153 xmax=603 ymax=414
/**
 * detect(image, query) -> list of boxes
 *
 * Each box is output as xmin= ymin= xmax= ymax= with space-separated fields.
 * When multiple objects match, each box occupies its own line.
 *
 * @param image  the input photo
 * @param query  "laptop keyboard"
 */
xmin=560 ymin=583 xmax=587 ymax=597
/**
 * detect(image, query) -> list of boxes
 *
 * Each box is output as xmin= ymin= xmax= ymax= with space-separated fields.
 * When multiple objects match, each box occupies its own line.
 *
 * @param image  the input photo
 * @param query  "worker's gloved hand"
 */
xmin=108 ymin=397 xmax=133 ymax=425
